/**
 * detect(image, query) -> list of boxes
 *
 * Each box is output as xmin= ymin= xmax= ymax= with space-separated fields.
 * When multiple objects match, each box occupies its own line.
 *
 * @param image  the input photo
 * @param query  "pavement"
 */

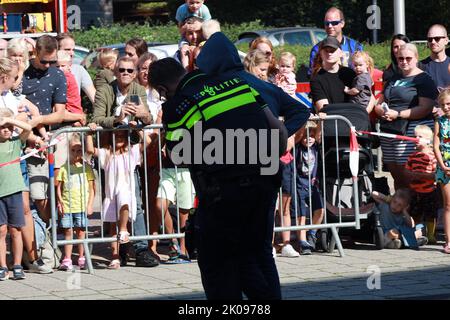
xmin=3 ymin=171 xmax=450 ymax=301
xmin=1 ymin=238 xmax=450 ymax=300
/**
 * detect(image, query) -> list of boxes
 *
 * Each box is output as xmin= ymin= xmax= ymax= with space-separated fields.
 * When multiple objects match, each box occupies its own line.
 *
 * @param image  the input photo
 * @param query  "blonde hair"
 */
xmin=278 ymin=52 xmax=297 ymax=72
xmin=351 ymin=51 xmax=374 ymax=73
xmin=202 ymin=19 xmax=221 ymax=40
xmin=243 ymin=49 xmax=270 ymax=81
xmin=0 ymin=108 xmax=14 ymax=118
xmin=7 ymin=38 xmax=29 ymax=69
xmin=438 ymin=88 xmax=450 ymax=106
xmin=399 ymin=43 xmax=419 ymax=59
xmin=0 ymin=57 xmax=18 ymax=76
xmin=98 ymin=48 xmax=119 ymax=69
xmin=298 ymin=120 xmax=321 ymax=142
xmin=414 ymin=125 xmax=433 ymax=141
xmin=57 ymin=50 xmax=71 ymax=63
xmin=69 ymin=132 xmax=82 ymax=147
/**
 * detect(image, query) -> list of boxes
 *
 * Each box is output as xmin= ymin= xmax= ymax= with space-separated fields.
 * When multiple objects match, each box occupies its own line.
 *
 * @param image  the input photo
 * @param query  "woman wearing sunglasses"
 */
xmin=375 ymin=43 xmax=438 ymax=190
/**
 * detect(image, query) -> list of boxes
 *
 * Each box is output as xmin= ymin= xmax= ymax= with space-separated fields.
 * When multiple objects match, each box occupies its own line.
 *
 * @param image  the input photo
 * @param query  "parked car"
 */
xmin=81 ymin=42 xmax=179 ymax=69
xmin=82 ymin=42 xmax=247 ymax=69
xmin=235 ymin=27 xmax=327 ymax=47
xmin=73 ymin=45 xmax=91 ymax=65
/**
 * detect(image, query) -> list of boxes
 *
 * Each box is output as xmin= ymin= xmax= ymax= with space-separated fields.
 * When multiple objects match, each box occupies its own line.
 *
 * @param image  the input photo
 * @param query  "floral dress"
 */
xmin=436 ymin=116 xmax=450 ymax=184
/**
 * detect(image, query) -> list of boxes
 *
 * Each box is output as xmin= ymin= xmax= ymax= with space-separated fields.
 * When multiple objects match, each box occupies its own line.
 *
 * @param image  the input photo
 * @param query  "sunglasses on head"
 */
xmin=324 ymin=20 xmax=342 ymax=26
xmin=397 ymin=56 xmax=413 ymax=62
xmin=118 ymin=68 xmax=135 ymax=74
xmin=40 ymin=59 xmax=57 ymax=65
xmin=427 ymin=36 xmax=447 ymax=43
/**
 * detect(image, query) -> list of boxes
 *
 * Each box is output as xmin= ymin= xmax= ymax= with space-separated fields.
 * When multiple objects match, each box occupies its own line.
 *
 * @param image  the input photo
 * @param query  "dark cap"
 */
xmin=319 ymin=36 xmax=341 ymax=50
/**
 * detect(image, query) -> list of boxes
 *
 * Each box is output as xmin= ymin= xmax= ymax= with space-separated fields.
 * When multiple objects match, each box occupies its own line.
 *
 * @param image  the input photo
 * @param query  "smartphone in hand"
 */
xmin=129 ymin=94 xmax=140 ymax=105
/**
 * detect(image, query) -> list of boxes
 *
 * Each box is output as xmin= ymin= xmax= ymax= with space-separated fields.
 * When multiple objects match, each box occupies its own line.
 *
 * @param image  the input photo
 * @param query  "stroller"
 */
xmin=317 ymin=103 xmax=385 ymax=252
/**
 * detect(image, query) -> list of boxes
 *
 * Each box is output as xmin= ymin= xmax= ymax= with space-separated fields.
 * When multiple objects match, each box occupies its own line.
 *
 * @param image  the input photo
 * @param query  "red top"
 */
xmin=405 ymin=150 xmax=437 ymax=193
xmin=64 ymin=70 xmax=83 ymax=114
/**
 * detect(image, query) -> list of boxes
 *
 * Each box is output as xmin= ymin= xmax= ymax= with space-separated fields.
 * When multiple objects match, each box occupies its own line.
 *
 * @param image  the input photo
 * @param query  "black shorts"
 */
xmin=0 ymin=192 xmax=25 ymax=228
xmin=280 ymin=161 xmax=294 ymax=195
xmin=291 ymin=182 xmax=323 ymax=218
xmin=410 ymin=189 xmax=439 ymax=222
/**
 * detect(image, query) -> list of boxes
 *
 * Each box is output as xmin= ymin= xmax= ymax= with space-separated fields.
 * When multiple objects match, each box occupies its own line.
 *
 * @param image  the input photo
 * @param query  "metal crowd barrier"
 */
xmin=47 ymin=114 xmax=371 ymax=273
xmin=273 ymin=115 xmax=372 ymax=258
xmin=48 ymin=124 xmax=191 ymax=274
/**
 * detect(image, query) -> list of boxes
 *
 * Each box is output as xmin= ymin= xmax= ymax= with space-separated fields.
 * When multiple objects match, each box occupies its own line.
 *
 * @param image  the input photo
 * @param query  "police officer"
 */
xmin=195 ymin=32 xmax=310 ymax=298
xmin=148 ymin=56 xmax=289 ymax=300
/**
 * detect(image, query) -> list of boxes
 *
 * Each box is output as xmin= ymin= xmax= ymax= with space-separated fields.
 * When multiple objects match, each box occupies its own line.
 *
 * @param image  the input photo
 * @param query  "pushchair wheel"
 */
xmin=318 ymin=229 xmax=328 ymax=252
xmin=374 ymin=226 xmax=384 ymax=250
xmin=318 ymin=229 xmax=336 ymax=253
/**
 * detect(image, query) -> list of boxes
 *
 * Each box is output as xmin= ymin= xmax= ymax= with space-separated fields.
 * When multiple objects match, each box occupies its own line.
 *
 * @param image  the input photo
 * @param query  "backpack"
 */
xmin=23 ymin=209 xmax=62 ymax=270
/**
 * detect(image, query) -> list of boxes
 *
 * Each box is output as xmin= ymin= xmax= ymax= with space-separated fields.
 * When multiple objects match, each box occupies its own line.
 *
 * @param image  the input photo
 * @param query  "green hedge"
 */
xmin=74 ymin=21 xmax=429 ymax=72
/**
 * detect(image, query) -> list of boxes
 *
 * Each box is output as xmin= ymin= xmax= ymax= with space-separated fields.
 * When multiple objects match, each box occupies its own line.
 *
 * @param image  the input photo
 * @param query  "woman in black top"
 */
xmin=375 ymin=43 xmax=438 ymax=189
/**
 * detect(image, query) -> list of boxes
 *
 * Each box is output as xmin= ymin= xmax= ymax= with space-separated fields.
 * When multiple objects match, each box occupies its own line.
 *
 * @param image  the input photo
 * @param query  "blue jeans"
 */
xmin=133 ymin=168 xmax=148 ymax=254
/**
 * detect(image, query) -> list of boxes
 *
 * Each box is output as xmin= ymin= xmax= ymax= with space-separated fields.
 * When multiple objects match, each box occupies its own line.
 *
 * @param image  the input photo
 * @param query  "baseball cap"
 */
xmin=319 ymin=36 xmax=341 ymax=50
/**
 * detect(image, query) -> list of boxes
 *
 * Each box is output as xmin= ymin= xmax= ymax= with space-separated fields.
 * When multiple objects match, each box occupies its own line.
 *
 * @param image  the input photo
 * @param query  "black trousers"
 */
xmin=196 ymin=175 xmax=281 ymax=300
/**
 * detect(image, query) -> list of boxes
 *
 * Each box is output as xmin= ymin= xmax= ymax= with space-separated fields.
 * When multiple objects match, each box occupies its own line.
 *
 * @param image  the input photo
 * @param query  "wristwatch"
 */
xmin=397 ymin=111 xmax=402 ymax=119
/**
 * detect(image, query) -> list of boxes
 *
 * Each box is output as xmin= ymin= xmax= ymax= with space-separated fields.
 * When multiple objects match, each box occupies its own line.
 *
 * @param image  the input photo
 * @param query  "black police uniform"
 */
xmin=163 ymin=69 xmax=283 ymax=300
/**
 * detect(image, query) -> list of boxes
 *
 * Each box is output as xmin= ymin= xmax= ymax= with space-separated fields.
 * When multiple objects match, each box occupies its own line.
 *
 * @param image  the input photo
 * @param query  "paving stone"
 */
xmin=66 ymin=294 xmax=113 ymax=300
xmin=52 ymin=289 xmax=99 ymax=297
xmin=103 ymin=288 xmax=149 ymax=297
xmin=20 ymin=295 xmax=64 ymax=300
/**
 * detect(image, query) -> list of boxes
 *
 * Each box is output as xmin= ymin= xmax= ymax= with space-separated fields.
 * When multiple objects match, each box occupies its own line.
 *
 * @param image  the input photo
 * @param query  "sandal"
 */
xmin=107 ymin=259 xmax=121 ymax=270
xmin=118 ymin=231 xmax=130 ymax=244
xmin=443 ymin=244 xmax=450 ymax=254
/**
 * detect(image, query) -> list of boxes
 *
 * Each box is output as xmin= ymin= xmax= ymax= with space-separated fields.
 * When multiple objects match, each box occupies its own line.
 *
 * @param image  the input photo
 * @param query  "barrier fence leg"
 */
xmin=83 ymin=242 xmax=94 ymax=274
xmin=330 ymin=226 xmax=345 ymax=257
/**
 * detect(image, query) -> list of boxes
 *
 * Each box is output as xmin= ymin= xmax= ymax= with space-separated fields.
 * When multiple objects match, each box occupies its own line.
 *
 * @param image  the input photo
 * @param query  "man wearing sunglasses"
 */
xmin=92 ymin=56 xmax=151 ymax=128
xmin=308 ymin=7 xmax=363 ymax=77
xmin=420 ymin=24 xmax=450 ymax=90
xmin=22 ymin=35 xmax=67 ymax=228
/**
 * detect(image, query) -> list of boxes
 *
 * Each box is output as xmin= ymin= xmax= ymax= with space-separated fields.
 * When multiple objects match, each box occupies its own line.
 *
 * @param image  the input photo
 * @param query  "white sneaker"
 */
xmin=281 ymin=244 xmax=300 ymax=257
xmin=28 ymin=259 xmax=53 ymax=274
xmin=272 ymin=247 xmax=277 ymax=259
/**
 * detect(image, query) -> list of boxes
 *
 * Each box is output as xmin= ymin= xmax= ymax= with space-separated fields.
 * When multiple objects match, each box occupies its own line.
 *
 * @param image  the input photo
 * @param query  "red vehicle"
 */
xmin=1 ymin=0 xmax=67 ymax=40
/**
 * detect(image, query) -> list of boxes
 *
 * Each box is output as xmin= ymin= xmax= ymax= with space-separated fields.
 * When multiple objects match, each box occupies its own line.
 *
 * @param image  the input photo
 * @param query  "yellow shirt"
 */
xmin=57 ymin=163 xmax=95 ymax=213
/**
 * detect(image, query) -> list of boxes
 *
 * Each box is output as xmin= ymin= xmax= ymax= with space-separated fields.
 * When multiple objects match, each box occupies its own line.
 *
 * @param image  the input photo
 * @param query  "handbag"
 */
xmin=379 ymin=81 xmax=410 ymax=135
xmin=379 ymin=116 xmax=409 ymax=135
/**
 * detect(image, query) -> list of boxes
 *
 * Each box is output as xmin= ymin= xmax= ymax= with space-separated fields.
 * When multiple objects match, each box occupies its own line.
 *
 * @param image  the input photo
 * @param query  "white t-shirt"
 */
xmin=0 ymin=90 xmax=23 ymax=116
xmin=114 ymin=88 xmax=128 ymax=124
xmin=146 ymin=88 xmax=162 ymax=122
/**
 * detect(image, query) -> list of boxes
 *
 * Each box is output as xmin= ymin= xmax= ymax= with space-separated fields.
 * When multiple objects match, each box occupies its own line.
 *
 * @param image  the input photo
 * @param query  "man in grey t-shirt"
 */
xmin=420 ymin=24 xmax=450 ymax=91
xmin=56 ymin=33 xmax=96 ymax=103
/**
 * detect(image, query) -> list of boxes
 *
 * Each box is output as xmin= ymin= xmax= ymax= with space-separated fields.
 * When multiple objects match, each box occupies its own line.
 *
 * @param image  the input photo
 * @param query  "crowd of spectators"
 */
xmin=0 ymin=1 xmax=450 ymax=281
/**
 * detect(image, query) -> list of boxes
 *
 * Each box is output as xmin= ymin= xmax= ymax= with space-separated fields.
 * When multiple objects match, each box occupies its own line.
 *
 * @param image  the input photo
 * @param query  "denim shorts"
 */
xmin=0 ymin=192 xmax=25 ymax=228
xmin=59 ymin=212 xmax=87 ymax=229
xmin=291 ymin=183 xmax=323 ymax=218
xmin=280 ymin=161 xmax=294 ymax=195
xmin=20 ymin=159 xmax=29 ymax=192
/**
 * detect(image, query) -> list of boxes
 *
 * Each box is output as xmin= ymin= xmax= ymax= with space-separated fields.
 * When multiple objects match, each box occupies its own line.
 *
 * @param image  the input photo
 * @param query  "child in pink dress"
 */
xmin=86 ymin=127 xmax=146 ymax=269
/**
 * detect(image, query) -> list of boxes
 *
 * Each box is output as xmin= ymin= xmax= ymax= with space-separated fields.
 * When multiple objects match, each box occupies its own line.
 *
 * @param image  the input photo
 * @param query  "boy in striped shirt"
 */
xmin=405 ymin=125 xmax=438 ymax=244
